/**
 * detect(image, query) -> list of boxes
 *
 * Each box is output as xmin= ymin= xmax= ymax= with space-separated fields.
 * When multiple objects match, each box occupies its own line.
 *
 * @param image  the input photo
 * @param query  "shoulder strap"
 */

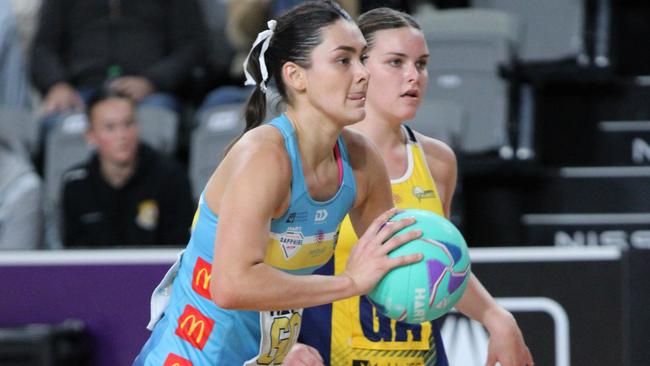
xmin=403 ymin=124 xmax=417 ymax=143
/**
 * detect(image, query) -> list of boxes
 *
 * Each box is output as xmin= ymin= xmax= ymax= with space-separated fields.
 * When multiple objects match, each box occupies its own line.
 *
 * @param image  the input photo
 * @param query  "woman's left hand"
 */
xmin=484 ymin=308 xmax=534 ymax=366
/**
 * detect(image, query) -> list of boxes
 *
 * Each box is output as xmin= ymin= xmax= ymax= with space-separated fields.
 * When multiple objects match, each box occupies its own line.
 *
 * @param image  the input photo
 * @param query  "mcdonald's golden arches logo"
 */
xmin=192 ymin=257 xmax=212 ymax=300
xmin=175 ymin=304 xmax=215 ymax=350
xmin=163 ymin=353 xmax=193 ymax=366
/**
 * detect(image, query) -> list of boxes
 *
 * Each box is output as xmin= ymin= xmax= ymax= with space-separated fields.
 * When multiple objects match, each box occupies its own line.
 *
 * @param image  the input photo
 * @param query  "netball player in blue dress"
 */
xmin=133 ymin=2 xmax=424 ymax=365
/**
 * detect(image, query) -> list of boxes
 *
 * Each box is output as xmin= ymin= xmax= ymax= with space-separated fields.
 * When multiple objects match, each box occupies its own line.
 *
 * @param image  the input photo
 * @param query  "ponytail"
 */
xmin=242 ymin=38 xmax=268 ymax=133
xmin=244 ymin=85 xmax=267 ymax=133
xmin=221 ymin=34 xmax=268 ymax=154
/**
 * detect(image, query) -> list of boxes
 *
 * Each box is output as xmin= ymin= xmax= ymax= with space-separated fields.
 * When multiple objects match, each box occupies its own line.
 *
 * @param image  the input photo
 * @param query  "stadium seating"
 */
xmin=472 ymin=0 xmax=586 ymax=62
xmin=414 ymin=8 xmax=519 ymax=154
xmin=0 ymin=105 xmax=38 ymax=156
xmin=189 ymin=103 xmax=246 ymax=199
xmin=42 ymin=113 xmax=90 ymax=248
xmin=408 ymin=99 xmax=466 ymax=147
xmin=135 ymin=106 xmax=179 ymax=156
xmin=189 ymin=89 xmax=283 ymax=199
xmin=43 ymin=113 xmax=92 ymax=206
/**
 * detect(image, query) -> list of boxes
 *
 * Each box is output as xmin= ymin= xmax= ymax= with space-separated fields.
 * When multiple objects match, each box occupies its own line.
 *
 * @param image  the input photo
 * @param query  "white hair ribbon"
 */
xmin=243 ymin=20 xmax=277 ymax=93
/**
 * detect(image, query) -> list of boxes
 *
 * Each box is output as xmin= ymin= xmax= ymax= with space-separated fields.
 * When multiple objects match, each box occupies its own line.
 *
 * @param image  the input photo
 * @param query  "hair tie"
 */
xmin=243 ymin=20 xmax=277 ymax=93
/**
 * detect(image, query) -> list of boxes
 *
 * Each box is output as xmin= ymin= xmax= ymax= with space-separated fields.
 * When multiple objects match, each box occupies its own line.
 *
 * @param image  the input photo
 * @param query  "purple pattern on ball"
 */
xmin=426 ymin=259 xmax=447 ymax=307
xmin=447 ymin=271 xmax=469 ymax=294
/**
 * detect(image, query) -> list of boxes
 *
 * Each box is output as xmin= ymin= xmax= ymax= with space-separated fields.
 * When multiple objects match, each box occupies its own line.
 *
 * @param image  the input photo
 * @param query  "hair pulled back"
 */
xmin=242 ymin=1 xmax=351 ymax=135
xmin=357 ymin=7 xmax=421 ymax=50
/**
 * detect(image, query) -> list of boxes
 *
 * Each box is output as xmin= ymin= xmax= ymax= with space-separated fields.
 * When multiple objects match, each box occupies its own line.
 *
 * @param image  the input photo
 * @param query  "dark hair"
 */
xmin=86 ymin=89 xmax=135 ymax=120
xmin=242 ymin=0 xmax=351 ymax=135
xmin=357 ymin=7 xmax=421 ymax=50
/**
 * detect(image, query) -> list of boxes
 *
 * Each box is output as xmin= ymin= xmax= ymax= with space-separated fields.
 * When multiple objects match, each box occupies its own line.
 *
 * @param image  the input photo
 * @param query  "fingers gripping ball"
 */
xmin=368 ymin=209 xmax=471 ymax=324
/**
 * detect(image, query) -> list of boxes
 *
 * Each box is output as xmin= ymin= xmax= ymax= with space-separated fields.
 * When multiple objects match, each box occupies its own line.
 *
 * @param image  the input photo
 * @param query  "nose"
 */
xmin=355 ymin=59 xmax=370 ymax=84
xmin=116 ymin=124 xmax=128 ymax=137
xmin=117 ymin=122 xmax=136 ymax=141
xmin=406 ymin=63 xmax=419 ymax=83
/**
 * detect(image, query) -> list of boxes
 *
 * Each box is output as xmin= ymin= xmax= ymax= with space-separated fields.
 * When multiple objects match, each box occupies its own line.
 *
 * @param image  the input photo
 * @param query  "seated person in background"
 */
xmin=7 ymin=0 xmax=42 ymax=58
xmin=0 ymin=1 xmax=32 ymax=108
xmin=30 ymin=0 xmax=204 ymax=132
xmin=0 ymin=136 xmax=43 ymax=249
xmin=62 ymin=90 xmax=194 ymax=248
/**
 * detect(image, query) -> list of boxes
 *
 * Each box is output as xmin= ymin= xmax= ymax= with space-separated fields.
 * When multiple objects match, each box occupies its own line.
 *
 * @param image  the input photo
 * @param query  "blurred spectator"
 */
xmin=197 ymin=0 xmax=359 ymax=113
xmin=196 ymin=0 xmax=236 ymax=95
xmin=30 ymin=0 xmax=205 ymax=134
xmin=8 ymin=0 xmax=42 ymax=57
xmin=0 ymin=0 xmax=31 ymax=108
xmin=0 ymin=135 xmax=43 ymax=249
xmin=61 ymin=90 xmax=194 ymax=248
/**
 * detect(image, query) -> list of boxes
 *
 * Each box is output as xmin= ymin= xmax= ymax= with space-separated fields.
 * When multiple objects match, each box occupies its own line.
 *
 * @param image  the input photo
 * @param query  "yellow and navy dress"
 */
xmin=300 ymin=125 xmax=449 ymax=366
xmin=134 ymin=114 xmax=356 ymax=365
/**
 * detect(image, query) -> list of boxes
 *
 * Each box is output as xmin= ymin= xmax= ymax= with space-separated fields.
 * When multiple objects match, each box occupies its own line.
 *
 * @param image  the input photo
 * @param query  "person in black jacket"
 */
xmin=30 ymin=0 xmax=205 ymax=133
xmin=62 ymin=90 xmax=194 ymax=247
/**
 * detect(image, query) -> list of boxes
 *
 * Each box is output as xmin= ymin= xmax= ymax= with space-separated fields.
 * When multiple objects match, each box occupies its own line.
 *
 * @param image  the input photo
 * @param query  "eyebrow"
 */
xmin=384 ymin=52 xmax=430 ymax=58
xmin=332 ymin=45 xmax=368 ymax=53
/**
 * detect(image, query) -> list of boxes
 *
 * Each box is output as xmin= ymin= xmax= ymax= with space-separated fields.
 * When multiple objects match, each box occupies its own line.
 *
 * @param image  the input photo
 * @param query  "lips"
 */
xmin=401 ymin=89 xmax=420 ymax=98
xmin=348 ymin=92 xmax=366 ymax=101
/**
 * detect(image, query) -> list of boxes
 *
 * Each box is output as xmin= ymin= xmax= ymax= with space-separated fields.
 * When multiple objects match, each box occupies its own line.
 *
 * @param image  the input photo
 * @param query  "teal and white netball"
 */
xmin=367 ymin=209 xmax=471 ymax=324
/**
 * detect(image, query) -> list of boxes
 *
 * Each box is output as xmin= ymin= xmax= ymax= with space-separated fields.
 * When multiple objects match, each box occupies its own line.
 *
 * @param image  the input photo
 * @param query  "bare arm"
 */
xmin=417 ymin=133 xmax=457 ymax=218
xmin=208 ymin=130 xmax=420 ymax=310
xmin=419 ymin=132 xmax=534 ymax=366
xmin=209 ymin=138 xmax=353 ymax=310
xmin=455 ymin=277 xmax=533 ymax=366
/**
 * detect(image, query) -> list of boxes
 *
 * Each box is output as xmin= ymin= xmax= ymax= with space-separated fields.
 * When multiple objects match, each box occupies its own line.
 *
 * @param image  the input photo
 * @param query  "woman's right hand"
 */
xmin=284 ymin=343 xmax=324 ymax=366
xmin=342 ymin=208 xmax=423 ymax=295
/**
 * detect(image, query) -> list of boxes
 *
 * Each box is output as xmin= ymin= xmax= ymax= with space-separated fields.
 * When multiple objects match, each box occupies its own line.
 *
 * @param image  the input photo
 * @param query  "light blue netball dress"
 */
xmin=133 ymin=114 xmax=356 ymax=366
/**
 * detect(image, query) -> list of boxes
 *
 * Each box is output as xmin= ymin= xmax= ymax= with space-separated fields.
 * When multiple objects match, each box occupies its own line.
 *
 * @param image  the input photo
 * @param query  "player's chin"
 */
xmin=394 ymin=106 xmax=418 ymax=122
xmin=342 ymin=109 xmax=366 ymax=126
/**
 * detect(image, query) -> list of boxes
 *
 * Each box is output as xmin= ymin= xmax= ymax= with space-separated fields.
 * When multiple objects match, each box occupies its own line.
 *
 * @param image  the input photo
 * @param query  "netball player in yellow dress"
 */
xmin=297 ymin=7 xmax=534 ymax=366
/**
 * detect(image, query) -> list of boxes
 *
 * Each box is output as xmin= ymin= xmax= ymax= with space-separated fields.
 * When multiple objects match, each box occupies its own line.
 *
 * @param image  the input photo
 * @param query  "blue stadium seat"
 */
xmin=189 ymin=103 xmax=246 ymax=199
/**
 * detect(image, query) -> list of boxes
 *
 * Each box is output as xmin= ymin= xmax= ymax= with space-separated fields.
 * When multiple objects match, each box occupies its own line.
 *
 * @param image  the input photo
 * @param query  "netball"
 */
xmin=368 ymin=209 xmax=471 ymax=324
